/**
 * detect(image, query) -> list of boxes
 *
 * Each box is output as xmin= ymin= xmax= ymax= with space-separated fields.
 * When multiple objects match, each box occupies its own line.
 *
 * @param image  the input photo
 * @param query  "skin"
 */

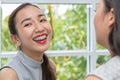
xmin=12 ymin=6 xmax=52 ymax=61
xmin=0 ymin=5 xmax=52 ymax=80
xmin=85 ymin=0 xmax=115 ymax=79
xmin=0 ymin=68 xmax=18 ymax=80
xmin=85 ymin=75 xmax=101 ymax=80
xmin=94 ymin=0 xmax=114 ymax=50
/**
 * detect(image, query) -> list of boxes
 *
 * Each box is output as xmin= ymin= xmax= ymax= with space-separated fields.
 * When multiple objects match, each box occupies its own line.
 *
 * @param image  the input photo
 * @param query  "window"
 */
xmin=0 ymin=0 xmax=110 ymax=80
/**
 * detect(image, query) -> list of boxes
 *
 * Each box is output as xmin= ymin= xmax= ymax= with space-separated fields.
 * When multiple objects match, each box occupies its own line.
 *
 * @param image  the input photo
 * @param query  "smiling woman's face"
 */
xmin=12 ymin=5 xmax=52 ymax=55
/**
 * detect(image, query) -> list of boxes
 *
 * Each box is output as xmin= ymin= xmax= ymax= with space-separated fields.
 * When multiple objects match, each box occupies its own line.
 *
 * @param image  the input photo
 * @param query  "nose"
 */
xmin=34 ymin=22 xmax=45 ymax=33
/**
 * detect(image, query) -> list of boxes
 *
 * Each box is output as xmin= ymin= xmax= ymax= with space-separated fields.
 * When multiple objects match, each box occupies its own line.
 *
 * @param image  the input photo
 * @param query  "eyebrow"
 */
xmin=38 ymin=14 xmax=45 ymax=18
xmin=21 ymin=14 xmax=45 ymax=24
xmin=21 ymin=18 xmax=31 ymax=24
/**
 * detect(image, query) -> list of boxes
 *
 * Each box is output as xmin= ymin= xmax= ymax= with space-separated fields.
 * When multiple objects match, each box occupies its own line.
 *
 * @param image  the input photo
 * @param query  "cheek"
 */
xmin=17 ymin=29 xmax=32 ymax=41
xmin=94 ymin=11 xmax=104 ymax=32
xmin=94 ymin=12 xmax=102 ymax=43
xmin=47 ymin=25 xmax=53 ymax=40
xmin=94 ymin=13 xmax=99 ymax=32
xmin=45 ymin=23 xmax=52 ymax=33
xmin=48 ymin=26 xmax=52 ymax=39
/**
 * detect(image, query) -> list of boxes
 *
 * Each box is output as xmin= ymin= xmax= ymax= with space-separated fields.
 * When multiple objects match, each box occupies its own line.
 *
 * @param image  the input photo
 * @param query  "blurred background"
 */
xmin=1 ymin=2 xmax=110 ymax=80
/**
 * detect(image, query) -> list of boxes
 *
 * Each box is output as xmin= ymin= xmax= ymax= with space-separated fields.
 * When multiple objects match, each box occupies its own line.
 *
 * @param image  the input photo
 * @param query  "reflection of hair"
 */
xmin=8 ymin=3 xmax=56 ymax=80
xmin=104 ymin=0 xmax=120 ymax=56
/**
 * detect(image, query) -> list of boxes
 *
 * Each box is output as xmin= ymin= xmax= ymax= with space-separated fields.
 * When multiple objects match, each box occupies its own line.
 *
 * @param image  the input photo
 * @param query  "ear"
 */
xmin=10 ymin=34 xmax=21 ymax=47
xmin=108 ymin=8 xmax=115 ymax=29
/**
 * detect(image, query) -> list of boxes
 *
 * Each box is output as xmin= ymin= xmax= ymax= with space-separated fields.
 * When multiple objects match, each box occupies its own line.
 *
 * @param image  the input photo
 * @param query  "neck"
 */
xmin=21 ymin=50 xmax=44 ymax=62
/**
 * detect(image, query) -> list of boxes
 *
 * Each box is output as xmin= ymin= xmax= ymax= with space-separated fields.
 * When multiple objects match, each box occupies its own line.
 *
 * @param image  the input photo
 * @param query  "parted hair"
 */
xmin=8 ymin=3 xmax=56 ymax=80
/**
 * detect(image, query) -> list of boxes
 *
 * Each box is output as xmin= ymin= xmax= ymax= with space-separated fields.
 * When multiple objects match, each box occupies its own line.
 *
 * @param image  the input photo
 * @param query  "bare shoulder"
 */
xmin=0 ymin=68 xmax=18 ymax=80
xmin=85 ymin=75 xmax=102 ymax=80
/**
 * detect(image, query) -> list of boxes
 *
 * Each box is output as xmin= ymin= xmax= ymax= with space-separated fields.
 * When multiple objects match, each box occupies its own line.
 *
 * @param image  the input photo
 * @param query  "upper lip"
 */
xmin=33 ymin=33 xmax=48 ymax=41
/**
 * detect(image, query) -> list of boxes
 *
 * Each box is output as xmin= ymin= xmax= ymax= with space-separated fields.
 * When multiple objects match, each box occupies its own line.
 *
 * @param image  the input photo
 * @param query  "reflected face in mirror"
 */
xmin=13 ymin=5 xmax=52 ymax=54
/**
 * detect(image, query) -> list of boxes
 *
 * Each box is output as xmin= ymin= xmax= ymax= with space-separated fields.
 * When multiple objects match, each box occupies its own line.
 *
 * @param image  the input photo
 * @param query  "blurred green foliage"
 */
xmin=96 ymin=55 xmax=110 ymax=67
xmin=2 ymin=16 xmax=17 ymax=51
xmin=47 ymin=5 xmax=87 ymax=80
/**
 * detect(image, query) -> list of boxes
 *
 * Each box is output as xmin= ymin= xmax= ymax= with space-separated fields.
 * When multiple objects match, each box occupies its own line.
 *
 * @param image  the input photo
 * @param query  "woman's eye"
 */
xmin=40 ymin=19 xmax=47 ymax=22
xmin=24 ymin=23 xmax=32 ymax=27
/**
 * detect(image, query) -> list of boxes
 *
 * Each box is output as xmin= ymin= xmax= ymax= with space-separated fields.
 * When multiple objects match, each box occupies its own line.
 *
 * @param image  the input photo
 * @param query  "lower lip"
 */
xmin=36 ymin=39 xmax=47 ymax=44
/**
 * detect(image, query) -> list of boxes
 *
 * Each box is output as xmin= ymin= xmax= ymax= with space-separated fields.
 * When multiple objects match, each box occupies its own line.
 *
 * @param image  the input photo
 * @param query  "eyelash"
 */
xmin=24 ymin=18 xmax=47 ymax=27
xmin=24 ymin=23 xmax=32 ymax=27
xmin=40 ymin=19 xmax=47 ymax=22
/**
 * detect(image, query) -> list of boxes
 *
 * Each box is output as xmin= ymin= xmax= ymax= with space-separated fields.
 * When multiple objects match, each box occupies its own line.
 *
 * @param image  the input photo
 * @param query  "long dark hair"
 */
xmin=8 ymin=3 xmax=56 ymax=80
xmin=104 ymin=0 xmax=120 ymax=56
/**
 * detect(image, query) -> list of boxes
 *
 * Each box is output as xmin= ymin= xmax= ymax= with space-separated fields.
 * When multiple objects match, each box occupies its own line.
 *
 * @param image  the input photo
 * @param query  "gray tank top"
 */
xmin=4 ymin=51 xmax=43 ymax=80
xmin=88 ymin=56 xmax=120 ymax=80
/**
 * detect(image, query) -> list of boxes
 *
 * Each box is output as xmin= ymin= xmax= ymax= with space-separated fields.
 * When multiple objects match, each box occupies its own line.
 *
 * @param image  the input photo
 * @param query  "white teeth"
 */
xmin=34 ymin=35 xmax=47 ymax=41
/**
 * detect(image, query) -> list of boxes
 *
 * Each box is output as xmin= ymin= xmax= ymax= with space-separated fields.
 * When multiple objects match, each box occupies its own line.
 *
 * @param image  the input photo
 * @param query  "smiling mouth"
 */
xmin=33 ymin=35 xmax=47 ymax=41
xmin=33 ymin=34 xmax=48 ymax=44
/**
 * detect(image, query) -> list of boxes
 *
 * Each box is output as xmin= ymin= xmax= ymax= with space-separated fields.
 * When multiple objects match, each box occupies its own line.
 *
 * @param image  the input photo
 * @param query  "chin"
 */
xmin=41 ymin=45 xmax=49 ymax=52
xmin=97 ymin=40 xmax=102 ymax=46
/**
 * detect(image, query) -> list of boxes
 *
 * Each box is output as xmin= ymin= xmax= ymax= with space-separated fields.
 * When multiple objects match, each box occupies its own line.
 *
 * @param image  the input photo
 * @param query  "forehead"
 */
xmin=96 ymin=0 xmax=105 ymax=9
xmin=16 ymin=5 xmax=43 ymax=18
xmin=15 ymin=5 xmax=44 ymax=22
